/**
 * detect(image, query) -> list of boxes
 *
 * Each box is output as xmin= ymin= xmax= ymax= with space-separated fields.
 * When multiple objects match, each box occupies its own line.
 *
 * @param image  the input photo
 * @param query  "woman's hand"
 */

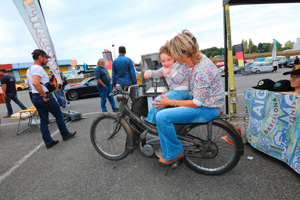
xmin=163 ymin=68 xmax=172 ymax=77
xmin=153 ymin=95 xmax=171 ymax=110
xmin=144 ymin=70 xmax=150 ymax=79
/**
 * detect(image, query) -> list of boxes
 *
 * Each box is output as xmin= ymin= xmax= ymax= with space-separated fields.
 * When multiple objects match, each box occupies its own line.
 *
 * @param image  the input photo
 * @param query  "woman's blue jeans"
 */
xmin=156 ymin=106 xmax=220 ymax=161
xmin=146 ymin=90 xmax=189 ymax=124
xmin=32 ymin=94 xmax=69 ymax=145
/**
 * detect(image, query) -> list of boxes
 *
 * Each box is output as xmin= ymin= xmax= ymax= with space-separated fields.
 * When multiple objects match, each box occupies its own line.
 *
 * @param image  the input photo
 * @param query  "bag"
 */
xmin=41 ymin=81 xmax=56 ymax=93
xmin=0 ymin=87 xmax=5 ymax=104
xmin=61 ymin=73 xmax=68 ymax=86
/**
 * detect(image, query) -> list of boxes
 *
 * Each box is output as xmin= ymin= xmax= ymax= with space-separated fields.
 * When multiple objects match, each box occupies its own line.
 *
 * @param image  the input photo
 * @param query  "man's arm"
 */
xmin=129 ymin=60 xmax=137 ymax=84
xmin=32 ymin=75 xmax=49 ymax=101
xmin=1 ymin=84 xmax=7 ymax=97
xmin=112 ymin=62 xmax=116 ymax=87
xmin=96 ymin=79 xmax=106 ymax=87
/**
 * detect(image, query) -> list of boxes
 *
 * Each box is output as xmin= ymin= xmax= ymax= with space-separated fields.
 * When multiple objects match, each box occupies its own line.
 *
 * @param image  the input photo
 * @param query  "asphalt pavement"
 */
xmin=0 ymin=67 xmax=299 ymax=200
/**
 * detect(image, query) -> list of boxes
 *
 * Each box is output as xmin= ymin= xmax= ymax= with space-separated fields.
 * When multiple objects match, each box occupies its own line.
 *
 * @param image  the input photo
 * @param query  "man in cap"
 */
xmin=0 ymin=68 xmax=27 ymax=118
xmin=283 ymin=64 xmax=300 ymax=93
xmin=26 ymin=49 xmax=76 ymax=149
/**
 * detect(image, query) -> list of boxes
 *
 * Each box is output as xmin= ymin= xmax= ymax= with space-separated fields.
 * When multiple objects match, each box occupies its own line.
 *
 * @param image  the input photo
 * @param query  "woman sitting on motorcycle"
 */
xmin=154 ymin=29 xmax=224 ymax=165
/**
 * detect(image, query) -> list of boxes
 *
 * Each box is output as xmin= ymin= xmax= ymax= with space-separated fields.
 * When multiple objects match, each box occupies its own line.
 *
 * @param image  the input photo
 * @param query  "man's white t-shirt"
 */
xmin=26 ymin=65 xmax=49 ymax=94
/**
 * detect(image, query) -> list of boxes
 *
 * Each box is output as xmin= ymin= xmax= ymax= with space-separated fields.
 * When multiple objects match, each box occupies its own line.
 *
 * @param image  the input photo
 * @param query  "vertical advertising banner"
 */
xmin=272 ymin=39 xmax=277 ymax=61
xmin=13 ymin=0 xmax=62 ymax=83
xmin=234 ymin=44 xmax=245 ymax=67
xmin=102 ymin=50 xmax=113 ymax=76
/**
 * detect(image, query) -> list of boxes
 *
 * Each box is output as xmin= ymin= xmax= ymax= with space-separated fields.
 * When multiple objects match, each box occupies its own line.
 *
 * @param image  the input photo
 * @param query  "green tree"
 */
xmin=248 ymin=38 xmax=254 ymax=53
xmin=284 ymin=40 xmax=294 ymax=50
xmin=258 ymin=43 xmax=263 ymax=53
xmin=241 ymin=39 xmax=248 ymax=51
xmin=277 ymin=42 xmax=283 ymax=51
xmin=268 ymin=44 xmax=273 ymax=52
xmin=250 ymin=45 xmax=258 ymax=53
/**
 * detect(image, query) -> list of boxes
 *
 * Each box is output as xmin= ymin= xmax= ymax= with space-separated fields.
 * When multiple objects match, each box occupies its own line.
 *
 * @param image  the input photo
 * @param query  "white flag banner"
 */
xmin=272 ymin=39 xmax=277 ymax=61
xmin=13 ymin=0 xmax=62 ymax=84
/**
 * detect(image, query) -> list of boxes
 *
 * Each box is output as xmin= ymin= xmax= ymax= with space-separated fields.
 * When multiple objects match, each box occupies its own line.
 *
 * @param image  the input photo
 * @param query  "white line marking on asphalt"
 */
xmin=0 ymin=111 xmax=102 ymax=184
xmin=0 ymin=129 xmax=60 ymax=184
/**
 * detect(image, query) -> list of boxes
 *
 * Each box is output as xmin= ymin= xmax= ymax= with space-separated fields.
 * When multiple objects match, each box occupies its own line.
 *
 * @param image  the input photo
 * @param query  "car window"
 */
xmin=88 ymin=79 xmax=97 ymax=86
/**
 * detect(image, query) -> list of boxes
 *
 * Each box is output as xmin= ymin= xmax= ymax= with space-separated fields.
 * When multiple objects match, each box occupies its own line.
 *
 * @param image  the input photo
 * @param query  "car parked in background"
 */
xmin=285 ymin=59 xmax=295 ymax=68
xmin=250 ymin=62 xmax=273 ymax=73
xmin=69 ymin=78 xmax=89 ymax=87
xmin=219 ymin=64 xmax=242 ymax=76
xmin=65 ymin=77 xmax=99 ymax=101
xmin=16 ymin=83 xmax=29 ymax=91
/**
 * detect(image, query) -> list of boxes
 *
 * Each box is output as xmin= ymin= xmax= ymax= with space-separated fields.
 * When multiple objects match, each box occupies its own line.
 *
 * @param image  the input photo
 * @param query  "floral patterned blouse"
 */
xmin=190 ymin=55 xmax=224 ymax=108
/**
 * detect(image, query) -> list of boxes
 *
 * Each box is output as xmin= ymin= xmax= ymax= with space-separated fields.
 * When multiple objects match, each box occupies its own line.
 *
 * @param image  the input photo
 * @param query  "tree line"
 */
xmin=201 ymin=39 xmax=295 ymax=59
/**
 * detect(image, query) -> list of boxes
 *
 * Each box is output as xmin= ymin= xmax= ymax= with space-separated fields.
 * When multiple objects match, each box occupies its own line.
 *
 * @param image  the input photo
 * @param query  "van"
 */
xmin=265 ymin=56 xmax=287 ymax=68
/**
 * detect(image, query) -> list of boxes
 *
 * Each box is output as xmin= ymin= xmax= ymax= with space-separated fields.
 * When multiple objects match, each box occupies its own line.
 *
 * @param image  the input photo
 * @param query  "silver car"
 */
xmin=250 ymin=62 xmax=273 ymax=74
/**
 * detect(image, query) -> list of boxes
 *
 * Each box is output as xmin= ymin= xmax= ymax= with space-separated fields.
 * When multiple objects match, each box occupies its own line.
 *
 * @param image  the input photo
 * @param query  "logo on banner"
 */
xmin=251 ymin=90 xmax=269 ymax=119
xmin=250 ymin=119 xmax=261 ymax=136
xmin=273 ymin=129 xmax=288 ymax=159
xmin=259 ymin=137 xmax=271 ymax=153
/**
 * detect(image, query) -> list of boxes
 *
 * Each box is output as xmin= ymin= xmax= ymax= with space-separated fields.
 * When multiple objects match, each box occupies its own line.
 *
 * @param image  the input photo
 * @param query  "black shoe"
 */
xmin=140 ymin=116 xmax=157 ymax=129
xmin=46 ymin=140 xmax=59 ymax=149
xmin=113 ymin=108 xmax=119 ymax=112
xmin=63 ymin=131 xmax=76 ymax=141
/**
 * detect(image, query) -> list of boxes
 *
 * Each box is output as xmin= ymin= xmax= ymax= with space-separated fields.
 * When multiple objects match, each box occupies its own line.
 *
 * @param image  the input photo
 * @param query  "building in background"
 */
xmin=0 ymin=60 xmax=76 ymax=81
xmin=293 ymin=38 xmax=300 ymax=50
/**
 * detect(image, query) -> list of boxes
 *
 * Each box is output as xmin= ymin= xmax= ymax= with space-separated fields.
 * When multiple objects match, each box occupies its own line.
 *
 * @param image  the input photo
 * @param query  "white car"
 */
xmin=250 ymin=62 xmax=273 ymax=74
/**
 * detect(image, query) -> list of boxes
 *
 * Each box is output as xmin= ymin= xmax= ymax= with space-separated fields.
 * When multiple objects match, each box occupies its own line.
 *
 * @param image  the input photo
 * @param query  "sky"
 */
xmin=0 ymin=0 xmax=300 ymax=65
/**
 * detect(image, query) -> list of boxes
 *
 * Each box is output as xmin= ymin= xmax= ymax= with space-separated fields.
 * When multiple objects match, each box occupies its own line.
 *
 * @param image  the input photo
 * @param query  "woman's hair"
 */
xmin=158 ymin=42 xmax=172 ymax=62
xmin=169 ymin=29 xmax=202 ymax=64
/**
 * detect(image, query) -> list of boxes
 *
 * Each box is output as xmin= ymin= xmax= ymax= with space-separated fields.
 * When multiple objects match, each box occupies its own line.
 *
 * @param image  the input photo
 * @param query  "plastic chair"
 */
xmin=11 ymin=106 xmax=40 ymax=135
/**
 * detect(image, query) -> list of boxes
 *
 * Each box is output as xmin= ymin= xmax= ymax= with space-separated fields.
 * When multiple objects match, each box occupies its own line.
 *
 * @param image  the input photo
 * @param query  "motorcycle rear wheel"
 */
xmin=181 ymin=121 xmax=242 ymax=175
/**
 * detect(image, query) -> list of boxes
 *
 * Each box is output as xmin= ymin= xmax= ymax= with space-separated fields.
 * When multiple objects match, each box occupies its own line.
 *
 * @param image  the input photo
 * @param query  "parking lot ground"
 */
xmin=0 ymin=68 xmax=299 ymax=200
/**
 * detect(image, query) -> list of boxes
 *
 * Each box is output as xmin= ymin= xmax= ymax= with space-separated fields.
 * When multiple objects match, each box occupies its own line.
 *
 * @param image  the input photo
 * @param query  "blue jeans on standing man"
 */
xmin=99 ymin=85 xmax=118 ymax=112
xmin=54 ymin=87 xmax=69 ymax=108
xmin=32 ymin=93 xmax=70 ymax=145
xmin=156 ymin=105 xmax=220 ymax=161
xmin=5 ymin=93 xmax=27 ymax=115
xmin=146 ymin=90 xmax=189 ymax=124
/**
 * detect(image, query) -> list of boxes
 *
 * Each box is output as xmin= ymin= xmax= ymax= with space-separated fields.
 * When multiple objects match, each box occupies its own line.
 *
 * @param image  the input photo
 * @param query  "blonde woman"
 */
xmin=154 ymin=30 xmax=224 ymax=165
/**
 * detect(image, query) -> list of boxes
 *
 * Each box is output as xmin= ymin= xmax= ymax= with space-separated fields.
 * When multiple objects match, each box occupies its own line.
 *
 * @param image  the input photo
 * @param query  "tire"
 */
xmin=241 ymin=69 xmax=250 ymax=76
xmin=67 ymin=90 xmax=79 ymax=101
xmin=255 ymin=70 xmax=260 ymax=74
xmin=90 ymin=113 xmax=134 ymax=161
xmin=180 ymin=121 xmax=243 ymax=175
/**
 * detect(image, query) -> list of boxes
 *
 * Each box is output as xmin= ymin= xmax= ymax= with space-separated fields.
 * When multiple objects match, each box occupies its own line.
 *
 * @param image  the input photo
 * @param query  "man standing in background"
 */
xmin=0 ymin=69 xmax=27 ymax=118
xmin=112 ymin=46 xmax=137 ymax=101
xmin=95 ymin=58 xmax=118 ymax=112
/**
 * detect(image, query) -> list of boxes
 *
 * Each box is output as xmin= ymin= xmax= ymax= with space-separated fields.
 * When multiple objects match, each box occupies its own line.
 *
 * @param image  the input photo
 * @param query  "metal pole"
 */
xmin=223 ymin=5 xmax=229 ymax=115
xmin=112 ymin=44 xmax=116 ymax=60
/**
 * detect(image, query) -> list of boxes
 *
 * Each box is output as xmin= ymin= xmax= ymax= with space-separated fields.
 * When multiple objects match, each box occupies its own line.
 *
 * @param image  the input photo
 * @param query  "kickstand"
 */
xmin=164 ymin=166 xmax=170 ymax=176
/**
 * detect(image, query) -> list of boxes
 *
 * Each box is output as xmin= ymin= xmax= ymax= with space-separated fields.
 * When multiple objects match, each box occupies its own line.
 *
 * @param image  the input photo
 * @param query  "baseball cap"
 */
xmin=31 ymin=49 xmax=51 ymax=58
xmin=252 ymin=79 xmax=275 ymax=90
xmin=268 ymin=80 xmax=295 ymax=92
xmin=283 ymin=64 xmax=300 ymax=75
